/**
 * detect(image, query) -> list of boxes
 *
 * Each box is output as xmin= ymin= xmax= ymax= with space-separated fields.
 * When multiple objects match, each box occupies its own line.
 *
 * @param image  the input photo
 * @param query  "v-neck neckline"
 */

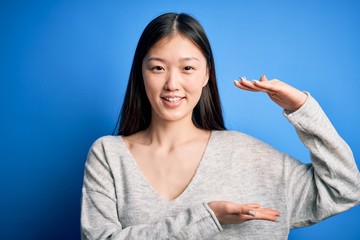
xmin=119 ymin=130 xmax=217 ymax=203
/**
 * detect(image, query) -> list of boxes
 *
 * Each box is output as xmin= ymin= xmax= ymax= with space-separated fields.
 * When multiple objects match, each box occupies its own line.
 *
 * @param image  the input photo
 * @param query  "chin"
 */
xmin=156 ymin=112 xmax=192 ymax=123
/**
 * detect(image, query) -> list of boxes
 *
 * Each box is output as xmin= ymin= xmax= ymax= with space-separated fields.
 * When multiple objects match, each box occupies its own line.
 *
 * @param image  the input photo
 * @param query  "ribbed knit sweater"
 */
xmin=81 ymin=95 xmax=360 ymax=239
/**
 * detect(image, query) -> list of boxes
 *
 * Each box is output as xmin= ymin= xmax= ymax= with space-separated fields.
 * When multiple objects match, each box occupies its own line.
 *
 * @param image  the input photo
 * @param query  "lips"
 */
xmin=161 ymin=96 xmax=185 ymax=103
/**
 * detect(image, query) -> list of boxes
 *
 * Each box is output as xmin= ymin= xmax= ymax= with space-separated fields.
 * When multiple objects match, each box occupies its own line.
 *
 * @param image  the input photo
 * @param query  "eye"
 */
xmin=151 ymin=66 xmax=165 ymax=72
xmin=183 ymin=66 xmax=194 ymax=71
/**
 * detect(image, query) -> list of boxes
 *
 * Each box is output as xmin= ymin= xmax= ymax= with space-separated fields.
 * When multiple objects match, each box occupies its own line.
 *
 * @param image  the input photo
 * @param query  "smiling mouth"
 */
xmin=162 ymin=97 xmax=184 ymax=103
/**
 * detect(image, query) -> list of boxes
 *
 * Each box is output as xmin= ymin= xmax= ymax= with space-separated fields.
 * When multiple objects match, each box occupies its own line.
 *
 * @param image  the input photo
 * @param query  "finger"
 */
xmin=259 ymin=208 xmax=281 ymax=216
xmin=226 ymin=202 xmax=262 ymax=215
xmin=237 ymin=78 xmax=264 ymax=92
xmin=240 ymin=205 xmax=280 ymax=217
xmin=243 ymin=203 xmax=261 ymax=208
xmin=246 ymin=208 xmax=281 ymax=222
xmin=248 ymin=210 xmax=257 ymax=217
xmin=240 ymin=78 xmax=263 ymax=91
xmin=234 ymin=80 xmax=258 ymax=92
xmin=239 ymin=204 xmax=261 ymax=217
xmin=253 ymin=80 xmax=282 ymax=93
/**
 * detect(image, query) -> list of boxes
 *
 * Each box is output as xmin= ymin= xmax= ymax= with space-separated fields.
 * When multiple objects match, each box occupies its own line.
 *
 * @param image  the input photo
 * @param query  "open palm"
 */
xmin=234 ymin=75 xmax=308 ymax=112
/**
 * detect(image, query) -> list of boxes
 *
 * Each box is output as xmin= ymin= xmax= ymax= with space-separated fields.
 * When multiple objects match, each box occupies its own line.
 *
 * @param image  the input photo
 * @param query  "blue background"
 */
xmin=1 ymin=0 xmax=359 ymax=239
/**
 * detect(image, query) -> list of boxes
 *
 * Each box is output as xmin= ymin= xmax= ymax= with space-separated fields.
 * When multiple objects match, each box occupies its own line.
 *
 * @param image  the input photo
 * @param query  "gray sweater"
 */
xmin=81 ymin=95 xmax=360 ymax=239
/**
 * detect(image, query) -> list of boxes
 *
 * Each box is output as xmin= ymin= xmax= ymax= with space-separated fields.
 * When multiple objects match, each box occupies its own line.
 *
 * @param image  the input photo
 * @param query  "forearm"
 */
xmin=81 ymin=190 xmax=222 ymax=240
xmin=284 ymin=94 xmax=360 ymax=226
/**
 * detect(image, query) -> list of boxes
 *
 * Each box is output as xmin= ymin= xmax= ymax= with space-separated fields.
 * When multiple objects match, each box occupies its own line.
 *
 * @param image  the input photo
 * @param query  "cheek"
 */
xmin=143 ymin=81 xmax=156 ymax=97
xmin=185 ymin=74 xmax=207 ymax=93
xmin=143 ymin=77 xmax=163 ymax=101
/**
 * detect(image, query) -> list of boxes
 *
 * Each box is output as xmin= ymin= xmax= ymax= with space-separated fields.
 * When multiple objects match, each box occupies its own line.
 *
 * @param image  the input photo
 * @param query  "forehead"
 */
xmin=147 ymin=34 xmax=205 ymax=58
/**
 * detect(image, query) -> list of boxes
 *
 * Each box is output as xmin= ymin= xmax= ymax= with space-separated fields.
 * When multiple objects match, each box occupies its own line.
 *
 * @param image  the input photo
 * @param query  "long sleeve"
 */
xmin=80 ymin=138 xmax=222 ymax=240
xmin=283 ymin=94 xmax=360 ymax=228
xmin=81 ymin=94 xmax=360 ymax=239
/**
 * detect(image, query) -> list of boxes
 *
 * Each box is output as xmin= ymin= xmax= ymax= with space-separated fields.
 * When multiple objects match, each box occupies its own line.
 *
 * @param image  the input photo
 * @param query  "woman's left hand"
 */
xmin=234 ymin=75 xmax=308 ymax=112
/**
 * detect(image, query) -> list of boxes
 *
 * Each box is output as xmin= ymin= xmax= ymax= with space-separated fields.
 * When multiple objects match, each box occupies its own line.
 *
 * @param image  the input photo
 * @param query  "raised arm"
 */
xmin=234 ymin=75 xmax=360 ymax=226
xmin=282 ymin=95 xmax=360 ymax=227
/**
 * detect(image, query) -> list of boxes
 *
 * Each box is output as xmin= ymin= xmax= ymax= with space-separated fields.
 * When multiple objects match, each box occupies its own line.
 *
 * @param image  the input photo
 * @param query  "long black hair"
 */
xmin=116 ymin=12 xmax=225 ymax=136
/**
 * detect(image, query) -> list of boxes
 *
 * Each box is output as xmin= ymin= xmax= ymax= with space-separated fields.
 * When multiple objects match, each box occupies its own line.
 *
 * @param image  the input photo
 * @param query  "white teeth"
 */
xmin=164 ymin=97 xmax=182 ymax=103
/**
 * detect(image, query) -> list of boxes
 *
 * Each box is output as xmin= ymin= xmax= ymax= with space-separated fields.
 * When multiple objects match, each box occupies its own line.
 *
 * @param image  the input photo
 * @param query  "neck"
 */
xmin=144 ymin=117 xmax=207 ymax=148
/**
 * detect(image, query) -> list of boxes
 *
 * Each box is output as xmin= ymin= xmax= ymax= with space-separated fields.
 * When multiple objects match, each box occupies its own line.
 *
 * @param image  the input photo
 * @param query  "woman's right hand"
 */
xmin=208 ymin=201 xmax=280 ymax=224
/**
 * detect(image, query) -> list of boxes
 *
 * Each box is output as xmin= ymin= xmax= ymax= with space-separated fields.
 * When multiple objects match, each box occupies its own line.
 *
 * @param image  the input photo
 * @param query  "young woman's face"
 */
xmin=142 ymin=34 xmax=209 ymax=123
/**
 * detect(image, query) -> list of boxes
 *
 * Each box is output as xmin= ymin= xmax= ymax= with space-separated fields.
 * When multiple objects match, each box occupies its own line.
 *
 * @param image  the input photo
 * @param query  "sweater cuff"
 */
xmin=203 ymin=203 xmax=223 ymax=231
xmin=283 ymin=92 xmax=321 ymax=128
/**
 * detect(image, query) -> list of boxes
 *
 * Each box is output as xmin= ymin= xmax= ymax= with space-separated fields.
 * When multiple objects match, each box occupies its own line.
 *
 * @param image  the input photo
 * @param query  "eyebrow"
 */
xmin=146 ymin=56 xmax=200 ymax=62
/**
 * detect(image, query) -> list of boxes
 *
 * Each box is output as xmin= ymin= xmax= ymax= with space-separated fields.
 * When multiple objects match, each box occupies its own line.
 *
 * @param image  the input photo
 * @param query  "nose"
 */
xmin=164 ymin=70 xmax=180 ymax=91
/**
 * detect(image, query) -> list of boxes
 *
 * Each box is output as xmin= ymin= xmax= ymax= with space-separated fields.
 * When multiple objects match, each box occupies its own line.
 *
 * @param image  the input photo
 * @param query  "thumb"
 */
xmin=260 ymin=74 xmax=268 ymax=82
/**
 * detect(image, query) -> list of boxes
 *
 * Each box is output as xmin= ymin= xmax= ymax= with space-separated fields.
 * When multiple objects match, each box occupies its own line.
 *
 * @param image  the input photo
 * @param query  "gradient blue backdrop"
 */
xmin=1 ymin=0 xmax=359 ymax=239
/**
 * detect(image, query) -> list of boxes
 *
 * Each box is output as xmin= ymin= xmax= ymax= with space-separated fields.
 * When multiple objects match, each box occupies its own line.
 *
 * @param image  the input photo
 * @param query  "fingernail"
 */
xmin=249 ymin=211 xmax=256 ymax=217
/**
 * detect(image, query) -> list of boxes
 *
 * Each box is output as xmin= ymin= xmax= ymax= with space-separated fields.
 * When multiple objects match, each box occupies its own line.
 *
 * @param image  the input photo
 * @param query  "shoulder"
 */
xmin=88 ymin=135 xmax=125 ymax=154
xmin=211 ymin=130 xmax=281 ymax=156
xmin=85 ymin=135 xmax=129 ymax=169
xmin=92 ymin=135 xmax=123 ymax=145
xmin=211 ymin=131 xmax=294 ymax=176
xmin=212 ymin=130 xmax=269 ymax=146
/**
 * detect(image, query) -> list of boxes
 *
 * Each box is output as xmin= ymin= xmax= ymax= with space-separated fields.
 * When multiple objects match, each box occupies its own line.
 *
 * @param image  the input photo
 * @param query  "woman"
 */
xmin=81 ymin=12 xmax=360 ymax=239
